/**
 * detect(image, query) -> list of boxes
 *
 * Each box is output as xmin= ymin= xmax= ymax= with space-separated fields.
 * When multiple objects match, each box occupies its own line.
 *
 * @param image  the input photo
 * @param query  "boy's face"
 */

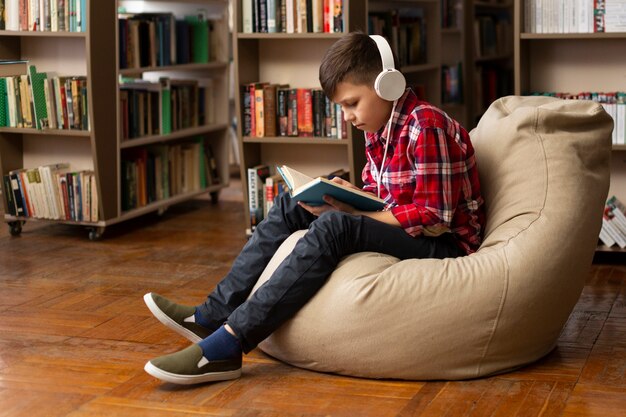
xmin=333 ymin=81 xmax=393 ymax=133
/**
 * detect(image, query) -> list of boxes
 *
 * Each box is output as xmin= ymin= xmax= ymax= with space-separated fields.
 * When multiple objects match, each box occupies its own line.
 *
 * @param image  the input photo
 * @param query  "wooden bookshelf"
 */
xmin=0 ymin=0 xmax=232 ymax=239
xmin=513 ymin=0 xmax=626 ymax=255
xmin=440 ymin=1 xmax=514 ymax=129
xmin=233 ymin=0 xmax=442 ymax=233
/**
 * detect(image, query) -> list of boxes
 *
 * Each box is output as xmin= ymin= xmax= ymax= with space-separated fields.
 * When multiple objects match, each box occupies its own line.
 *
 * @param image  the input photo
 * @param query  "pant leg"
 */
xmin=227 ymin=210 xmax=463 ymax=352
xmin=196 ymin=193 xmax=316 ymax=330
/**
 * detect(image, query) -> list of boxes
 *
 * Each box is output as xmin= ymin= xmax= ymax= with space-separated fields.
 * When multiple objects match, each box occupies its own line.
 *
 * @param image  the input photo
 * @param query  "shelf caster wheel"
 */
xmin=88 ymin=227 xmax=104 ymax=241
xmin=210 ymin=191 xmax=219 ymax=204
xmin=8 ymin=221 xmax=24 ymax=236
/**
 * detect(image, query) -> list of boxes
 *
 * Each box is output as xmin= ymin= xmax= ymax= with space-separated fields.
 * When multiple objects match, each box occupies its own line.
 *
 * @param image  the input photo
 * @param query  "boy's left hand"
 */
xmin=298 ymin=195 xmax=358 ymax=217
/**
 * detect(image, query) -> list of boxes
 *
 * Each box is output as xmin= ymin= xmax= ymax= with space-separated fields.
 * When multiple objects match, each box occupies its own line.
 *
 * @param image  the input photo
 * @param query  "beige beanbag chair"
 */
xmin=250 ymin=96 xmax=613 ymax=380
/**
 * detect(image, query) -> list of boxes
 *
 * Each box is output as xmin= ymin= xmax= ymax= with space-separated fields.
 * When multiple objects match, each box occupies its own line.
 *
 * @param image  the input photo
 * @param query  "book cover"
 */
xmin=0 ymin=60 xmax=28 ymax=77
xmin=263 ymin=84 xmax=278 ymax=137
xmin=287 ymin=88 xmax=298 ymax=136
xmin=276 ymin=165 xmax=385 ymax=211
xmin=3 ymin=175 xmax=17 ymax=216
xmin=28 ymin=65 xmax=49 ymax=129
xmin=254 ymin=83 xmax=265 ymax=137
xmin=0 ymin=78 xmax=7 ymax=127
xmin=277 ymin=86 xmax=289 ymax=136
xmin=296 ymin=88 xmax=313 ymax=136
xmin=247 ymin=164 xmax=271 ymax=230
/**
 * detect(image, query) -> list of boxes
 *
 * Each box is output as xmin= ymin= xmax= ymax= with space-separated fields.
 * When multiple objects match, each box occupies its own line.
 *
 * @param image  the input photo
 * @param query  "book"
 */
xmin=276 ymin=165 xmax=385 ymax=211
xmin=0 ymin=60 xmax=28 ymax=77
xmin=247 ymin=164 xmax=271 ymax=230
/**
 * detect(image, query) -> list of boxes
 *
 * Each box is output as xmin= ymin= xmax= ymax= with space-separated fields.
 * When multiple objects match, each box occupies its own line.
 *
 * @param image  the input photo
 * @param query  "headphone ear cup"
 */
xmin=374 ymin=69 xmax=406 ymax=101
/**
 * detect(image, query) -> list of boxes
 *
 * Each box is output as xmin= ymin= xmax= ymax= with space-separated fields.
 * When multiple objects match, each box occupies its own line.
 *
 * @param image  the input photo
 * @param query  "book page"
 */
xmin=278 ymin=165 xmax=314 ymax=189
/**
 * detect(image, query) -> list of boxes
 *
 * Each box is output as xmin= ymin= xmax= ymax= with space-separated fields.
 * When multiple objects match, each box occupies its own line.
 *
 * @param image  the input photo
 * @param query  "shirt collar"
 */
xmin=365 ymin=88 xmax=414 ymax=146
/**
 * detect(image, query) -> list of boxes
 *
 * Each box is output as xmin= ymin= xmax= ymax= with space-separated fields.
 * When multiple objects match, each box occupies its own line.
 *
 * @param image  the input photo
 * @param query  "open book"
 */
xmin=276 ymin=165 xmax=385 ymax=211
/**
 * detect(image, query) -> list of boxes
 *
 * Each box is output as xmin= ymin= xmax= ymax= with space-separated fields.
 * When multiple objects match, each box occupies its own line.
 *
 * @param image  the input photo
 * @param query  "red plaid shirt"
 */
xmin=362 ymin=89 xmax=485 ymax=254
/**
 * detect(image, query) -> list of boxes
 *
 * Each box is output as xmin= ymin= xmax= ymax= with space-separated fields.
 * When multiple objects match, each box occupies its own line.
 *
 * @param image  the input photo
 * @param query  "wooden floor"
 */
xmin=1 ymin=181 xmax=625 ymax=417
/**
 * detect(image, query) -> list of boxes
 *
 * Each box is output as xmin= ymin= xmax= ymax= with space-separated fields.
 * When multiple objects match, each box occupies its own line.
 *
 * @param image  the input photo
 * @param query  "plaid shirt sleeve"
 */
xmin=389 ymin=124 xmax=464 ymax=237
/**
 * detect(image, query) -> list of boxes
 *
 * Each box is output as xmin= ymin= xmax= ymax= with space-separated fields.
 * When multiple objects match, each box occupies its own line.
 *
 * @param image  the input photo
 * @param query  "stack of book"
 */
xmin=368 ymin=8 xmax=427 ymax=67
xmin=1 ymin=0 xmax=87 ymax=32
xmin=241 ymin=0 xmax=344 ymax=33
xmin=3 ymin=163 xmax=98 ymax=222
xmin=121 ymin=138 xmax=220 ymax=211
xmin=524 ymin=0 xmax=626 ymax=33
xmin=246 ymin=164 xmax=348 ymax=232
xmin=119 ymin=77 xmax=215 ymax=140
xmin=240 ymin=82 xmax=347 ymax=140
xmin=0 ymin=62 xmax=89 ymax=131
xmin=599 ymin=195 xmax=626 ymax=249
xmin=530 ymin=91 xmax=626 ymax=146
xmin=118 ymin=10 xmax=217 ymax=69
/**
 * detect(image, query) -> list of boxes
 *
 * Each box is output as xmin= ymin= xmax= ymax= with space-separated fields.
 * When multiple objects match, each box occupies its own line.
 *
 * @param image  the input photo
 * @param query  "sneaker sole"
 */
xmin=143 ymin=293 xmax=203 ymax=343
xmin=144 ymin=361 xmax=241 ymax=385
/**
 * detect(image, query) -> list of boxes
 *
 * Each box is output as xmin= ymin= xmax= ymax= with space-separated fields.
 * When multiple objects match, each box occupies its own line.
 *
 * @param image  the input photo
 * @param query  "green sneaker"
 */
xmin=143 ymin=293 xmax=212 ymax=343
xmin=144 ymin=344 xmax=242 ymax=385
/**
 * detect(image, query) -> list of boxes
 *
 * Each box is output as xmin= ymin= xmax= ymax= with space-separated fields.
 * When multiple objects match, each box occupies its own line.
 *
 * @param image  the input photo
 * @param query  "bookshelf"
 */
xmin=440 ymin=1 xmax=514 ymax=129
xmin=513 ymin=0 xmax=626 ymax=253
xmin=0 ymin=0 xmax=231 ymax=239
xmin=233 ymin=0 xmax=442 ymax=233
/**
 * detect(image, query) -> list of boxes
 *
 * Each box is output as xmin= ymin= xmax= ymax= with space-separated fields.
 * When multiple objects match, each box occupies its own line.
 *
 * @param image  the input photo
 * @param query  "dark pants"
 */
xmin=197 ymin=193 xmax=464 ymax=352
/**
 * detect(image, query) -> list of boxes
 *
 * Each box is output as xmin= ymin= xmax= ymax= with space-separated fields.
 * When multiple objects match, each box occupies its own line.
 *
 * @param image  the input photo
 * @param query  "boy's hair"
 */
xmin=319 ymin=31 xmax=398 ymax=99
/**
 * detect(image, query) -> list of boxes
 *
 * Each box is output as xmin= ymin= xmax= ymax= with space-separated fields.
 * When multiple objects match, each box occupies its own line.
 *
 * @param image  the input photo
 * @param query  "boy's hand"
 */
xmin=330 ymin=176 xmax=361 ymax=191
xmin=297 ymin=195 xmax=358 ymax=217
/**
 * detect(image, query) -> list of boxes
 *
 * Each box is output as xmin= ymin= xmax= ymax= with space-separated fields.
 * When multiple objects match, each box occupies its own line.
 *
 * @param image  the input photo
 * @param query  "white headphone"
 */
xmin=370 ymin=35 xmax=406 ymax=101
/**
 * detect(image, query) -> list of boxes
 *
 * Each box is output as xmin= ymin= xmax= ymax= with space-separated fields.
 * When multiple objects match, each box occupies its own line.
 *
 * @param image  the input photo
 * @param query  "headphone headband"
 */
xmin=369 ymin=35 xmax=396 ymax=71
xmin=369 ymin=34 xmax=406 ymax=102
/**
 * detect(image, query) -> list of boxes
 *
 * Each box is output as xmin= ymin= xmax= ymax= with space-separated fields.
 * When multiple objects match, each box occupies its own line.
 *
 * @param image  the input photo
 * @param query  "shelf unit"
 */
xmin=439 ymin=1 xmax=514 ymax=129
xmin=233 ymin=0 xmax=442 ymax=232
xmin=0 ymin=0 xmax=231 ymax=239
xmin=513 ymin=0 xmax=626 ymax=253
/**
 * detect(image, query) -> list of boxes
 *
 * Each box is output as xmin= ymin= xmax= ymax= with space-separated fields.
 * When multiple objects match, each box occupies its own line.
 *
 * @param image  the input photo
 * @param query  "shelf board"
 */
xmin=119 ymin=61 xmax=228 ymax=76
xmin=4 ymin=214 xmax=105 ymax=227
xmin=243 ymin=136 xmax=349 ymax=145
xmin=120 ymin=123 xmax=229 ymax=149
xmin=521 ymin=32 xmax=626 ymax=40
xmin=614 ymin=145 xmax=626 ymax=151
xmin=116 ymin=183 xmax=227 ymax=224
xmin=237 ymin=32 xmax=344 ymax=39
xmin=0 ymin=127 xmax=90 ymax=137
xmin=0 ymin=30 xmax=86 ymax=38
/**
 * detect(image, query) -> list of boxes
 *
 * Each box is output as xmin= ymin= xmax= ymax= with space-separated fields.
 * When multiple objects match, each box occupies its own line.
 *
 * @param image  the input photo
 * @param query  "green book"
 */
xmin=0 ymin=78 xmax=7 ymax=127
xmin=185 ymin=14 xmax=209 ymax=64
xmin=159 ymin=77 xmax=171 ymax=134
xmin=28 ymin=65 xmax=49 ymax=130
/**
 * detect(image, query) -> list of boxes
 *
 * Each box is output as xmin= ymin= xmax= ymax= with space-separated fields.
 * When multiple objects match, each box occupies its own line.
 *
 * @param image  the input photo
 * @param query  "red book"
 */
xmin=296 ymin=88 xmax=313 ymax=137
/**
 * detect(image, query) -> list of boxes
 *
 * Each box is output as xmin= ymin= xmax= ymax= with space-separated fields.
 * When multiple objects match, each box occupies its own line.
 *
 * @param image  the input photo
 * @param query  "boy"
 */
xmin=143 ymin=32 xmax=485 ymax=385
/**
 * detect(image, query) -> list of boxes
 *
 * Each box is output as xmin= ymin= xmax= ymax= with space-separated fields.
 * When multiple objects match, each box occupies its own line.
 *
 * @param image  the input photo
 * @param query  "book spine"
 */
xmin=277 ymin=87 xmax=288 ymax=136
xmin=3 ymin=174 xmax=17 ymax=216
xmin=263 ymin=84 xmax=277 ymax=137
xmin=241 ymin=84 xmax=252 ymax=136
xmin=296 ymin=88 xmax=313 ymax=137
xmin=254 ymin=85 xmax=264 ymax=137
xmin=247 ymin=167 xmax=259 ymax=229
xmin=287 ymin=88 xmax=298 ymax=136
